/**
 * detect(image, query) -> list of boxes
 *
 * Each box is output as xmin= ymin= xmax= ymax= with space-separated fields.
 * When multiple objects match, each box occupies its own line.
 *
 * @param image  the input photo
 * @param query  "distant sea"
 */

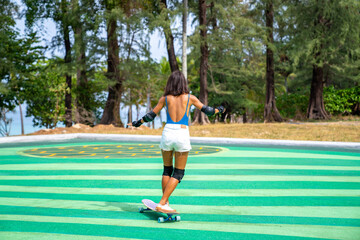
xmin=4 ymin=103 xmax=167 ymax=137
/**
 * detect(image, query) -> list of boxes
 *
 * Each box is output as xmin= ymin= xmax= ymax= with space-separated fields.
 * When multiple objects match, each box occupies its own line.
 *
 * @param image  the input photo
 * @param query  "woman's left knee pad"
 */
xmin=172 ymin=168 xmax=185 ymax=183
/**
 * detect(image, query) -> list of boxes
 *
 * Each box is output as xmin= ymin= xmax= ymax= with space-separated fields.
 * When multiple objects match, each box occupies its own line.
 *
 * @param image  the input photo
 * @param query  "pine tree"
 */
xmin=99 ymin=0 xmax=123 ymax=126
xmin=70 ymin=0 xmax=97 ymax=125
xmin=100 ymin=0 xmax=151 ymax=127
xmin=60 ymin=0 xmax=73 ymax=127
xmin=144 ymin=0 xmax=179 ymax=72
xmin=23 ymin=0 xmax=75 ymax=126
xmin=264 ymin=0 xmax=282 ymax=122
xmin=288 ymin=0 xmax=360 ymax=119
xmin=160 ymin=0 xmax=179 ymax=72
xmin=189 ymin=1 xmax=265 ymax=123
xmin=192 ymin=0 xmax=211 ymax=125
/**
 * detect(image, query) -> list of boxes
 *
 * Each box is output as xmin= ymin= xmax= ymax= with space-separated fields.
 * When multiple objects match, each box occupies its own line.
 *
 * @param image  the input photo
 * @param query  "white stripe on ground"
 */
xmin=208 ymin=150 xmax=360 ymax=160
xmin=0 ymin=175 xmax=359 ymax=182
xmin=1 ymin=214 xmax=359 ymax=240
xmin=0 ymin=198 xmax=359 ymax=219
xmin=1 ymin=186 xmax=359 ymax=197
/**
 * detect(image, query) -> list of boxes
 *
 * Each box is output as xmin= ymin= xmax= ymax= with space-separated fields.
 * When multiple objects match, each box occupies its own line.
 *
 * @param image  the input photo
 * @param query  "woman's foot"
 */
xmin=156 ymin=203 xmax=176 ymax=213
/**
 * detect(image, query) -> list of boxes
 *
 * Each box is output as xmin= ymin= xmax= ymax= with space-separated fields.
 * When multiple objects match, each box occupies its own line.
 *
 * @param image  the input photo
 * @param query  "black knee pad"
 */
xmin=172 ymin=168 xmax=185 ymax=183
xmin=162 ymin=165 xmax=173 ymax=177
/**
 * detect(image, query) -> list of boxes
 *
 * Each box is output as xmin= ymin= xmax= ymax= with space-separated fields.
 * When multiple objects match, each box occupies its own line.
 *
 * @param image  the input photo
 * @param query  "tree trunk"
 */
xmin=100 ymin=7 xmax=123 ymax=127
xmin=307 ymin=64 xmax=329 ymax=119
xmin=264 ymin=0 xmax=282 ymax=123
xmin=127 ymin=105 xmax=132 ymax=125
xmin=64 ymin=25 xmax=72 ymax=127
xmin=136 ymin=104 xmax=139 ymax=119
xmin=243 ymin=111 xmax=247 ymax=124
xmin=18 ymin=101 xmax=24 ymax=135
xmin=307 ymin=10 xmax=330 ymax=120
xmin=182 ymin=0 xmax=188 ymax=79
xmin=71 ymin=0 xmax=89 ymax=125
xmin=161 ymin=0 xmax=179 ymax=72
xmin=74 ymin=23 xmax=91 ymax=125
xmin=61 ymin=0 xmax=72 ymax=127
xmin=146 ymin=89 xmax=151 ymax=128
xmin=127 ymin=89 xmax=132 ymax=125
xmin=192 ymin=0 xmax=210 ymax=125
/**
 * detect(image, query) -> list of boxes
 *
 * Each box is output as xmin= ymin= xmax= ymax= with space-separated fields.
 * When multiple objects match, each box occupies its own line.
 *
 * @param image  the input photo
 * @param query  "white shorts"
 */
xmin=159 ymin=124 xmax=191 ymax=152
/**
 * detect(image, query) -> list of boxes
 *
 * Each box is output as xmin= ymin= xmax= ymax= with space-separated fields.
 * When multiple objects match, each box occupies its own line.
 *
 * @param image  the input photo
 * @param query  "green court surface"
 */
xmin=0 ymin=141 xmax=360 ymax=240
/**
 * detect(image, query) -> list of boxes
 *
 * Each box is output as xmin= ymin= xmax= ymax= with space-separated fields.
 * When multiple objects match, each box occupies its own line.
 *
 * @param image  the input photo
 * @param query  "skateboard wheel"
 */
xmin=139 ymin=207 xmax=144 ymax=213
xmin=175 ymin=216 xmax=181 ymax=222
xmin=158 ymin=217 xmax=165 ymax=223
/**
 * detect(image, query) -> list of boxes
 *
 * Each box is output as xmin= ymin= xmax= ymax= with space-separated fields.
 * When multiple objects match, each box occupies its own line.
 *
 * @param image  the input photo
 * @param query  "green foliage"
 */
xmin=24 ymin=60 xmax=67 ymax=128
xmin=1 ymin=0 xmax=43 ymax=138
xmin=75 ymin=69 xmax=109 ymax=124
xmin=324 ymin=86 xmax=360 ymax=115
xmin=187 ymin=1 xmax=266 ymax=121
xmin=276 ymin=93 xmax=308 ymax=120
xmin=288 ymin=0 xmax=360 ymax=67
xmin=252 ymin=103 xmax=264 ymax=122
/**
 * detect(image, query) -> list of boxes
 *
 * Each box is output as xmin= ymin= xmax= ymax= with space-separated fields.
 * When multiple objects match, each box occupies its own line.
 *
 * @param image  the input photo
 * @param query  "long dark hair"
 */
xmin=164 ymin=70 xmax=189 ymax=96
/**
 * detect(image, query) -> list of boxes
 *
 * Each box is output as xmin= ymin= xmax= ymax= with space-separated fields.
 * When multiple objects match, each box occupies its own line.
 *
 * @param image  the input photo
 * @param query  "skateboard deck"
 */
xmin=139 ymin=199 xmax=180 ymax=223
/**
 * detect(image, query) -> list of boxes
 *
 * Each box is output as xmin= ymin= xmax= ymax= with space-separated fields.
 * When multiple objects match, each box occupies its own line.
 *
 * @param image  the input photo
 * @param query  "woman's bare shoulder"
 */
xmin=190 ymin=94 xmax=199 ymax=101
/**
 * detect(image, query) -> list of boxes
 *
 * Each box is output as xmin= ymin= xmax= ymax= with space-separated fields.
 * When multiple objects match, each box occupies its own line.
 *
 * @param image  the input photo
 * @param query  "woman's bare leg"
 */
xmin=159 ymin=151 xmax=188 ymax=205
xmin=161 ymin=150 xmax=173 ymax=204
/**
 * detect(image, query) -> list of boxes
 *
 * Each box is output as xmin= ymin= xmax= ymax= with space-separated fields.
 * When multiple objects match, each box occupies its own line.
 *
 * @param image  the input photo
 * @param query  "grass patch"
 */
xmin=189 ymin=122 xmax=360 ymax=142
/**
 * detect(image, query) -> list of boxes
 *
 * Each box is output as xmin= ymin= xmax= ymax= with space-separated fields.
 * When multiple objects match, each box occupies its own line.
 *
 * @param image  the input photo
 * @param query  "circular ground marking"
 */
xmin=21 ymin=144 xmax=223 ymax=159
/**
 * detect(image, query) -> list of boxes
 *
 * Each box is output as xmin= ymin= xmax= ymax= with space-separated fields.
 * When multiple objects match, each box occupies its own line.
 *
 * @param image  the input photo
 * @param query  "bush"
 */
xmin=324 ymin=86 xmax=360 ymax=115
xmin=246 ymin=86 xmax=360 ymax=122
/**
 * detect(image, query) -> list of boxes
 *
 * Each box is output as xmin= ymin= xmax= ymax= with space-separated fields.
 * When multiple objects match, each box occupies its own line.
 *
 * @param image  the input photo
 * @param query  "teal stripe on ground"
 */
xmin=3 ymin=214 xmax=360 ymax=240
xmin=0 ymin=220 xmax=321 ymax=240
xmin=2 ymin=157 xmax=360 ymax=166
xmin=0 ymin=232 xmax=140 ymax=240
xmin=1 ymin=205 xmax=359 ymax=227
xmin=1 ymin=192 xmax=359 ymax=206
xmin=2 ymin=197 xmax=357 ymax=219
xmin=0 ymin=180 xmax=359 ymax=189
xmin=1 ymin=169 xmax=360 ymax=176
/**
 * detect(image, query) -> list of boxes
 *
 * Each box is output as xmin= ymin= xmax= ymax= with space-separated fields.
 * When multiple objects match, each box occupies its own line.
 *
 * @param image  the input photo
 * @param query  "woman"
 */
xmin=131 ymin=70 xmax=224 ymax=213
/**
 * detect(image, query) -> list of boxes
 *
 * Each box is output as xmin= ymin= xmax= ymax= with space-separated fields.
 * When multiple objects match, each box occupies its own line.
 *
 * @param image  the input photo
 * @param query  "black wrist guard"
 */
xmin=201 ymin=105 xmax=215 ymax=116
xmin=216 ymin=106 xmax=225 ymax=114
xmin=142 ymin=111 xmax=156 ymax=122
xmin=132 ymin=119 xmax=142 ymax=127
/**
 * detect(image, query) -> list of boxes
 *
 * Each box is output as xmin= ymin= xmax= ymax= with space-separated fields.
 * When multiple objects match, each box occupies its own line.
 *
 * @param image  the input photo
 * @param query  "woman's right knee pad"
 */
xmin=172 ymin=168 xmax=185 ymax=183
xmin=163 ymin=165 xmax=173 ymax=176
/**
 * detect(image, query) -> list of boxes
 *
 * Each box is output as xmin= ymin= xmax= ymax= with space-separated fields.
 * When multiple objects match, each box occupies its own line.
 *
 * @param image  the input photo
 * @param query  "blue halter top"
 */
xmin=165 ymin=94 xmax=190 ymax=126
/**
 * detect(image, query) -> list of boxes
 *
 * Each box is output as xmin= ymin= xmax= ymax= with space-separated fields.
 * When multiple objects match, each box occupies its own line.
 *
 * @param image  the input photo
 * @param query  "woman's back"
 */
xmin=165 ymin=94 xmax=190 ymax=123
